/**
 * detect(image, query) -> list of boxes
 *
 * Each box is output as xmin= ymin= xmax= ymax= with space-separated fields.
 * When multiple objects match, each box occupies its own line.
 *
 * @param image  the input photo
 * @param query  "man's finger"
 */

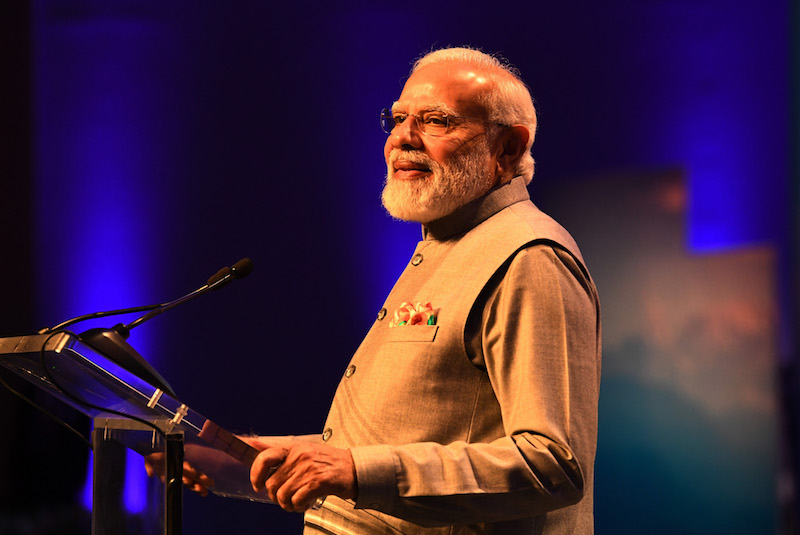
xmin=250 ymin=447 xmax=288 ymax=492
xmin=286 ymin=482 xmax=324 ymax=513
xmin=264 ymin=461 xmax=298 ymax=507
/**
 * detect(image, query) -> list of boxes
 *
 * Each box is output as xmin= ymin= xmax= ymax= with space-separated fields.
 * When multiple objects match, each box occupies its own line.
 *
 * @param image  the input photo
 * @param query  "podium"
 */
xmin=0 ymin=332 xmax=268 ymax=535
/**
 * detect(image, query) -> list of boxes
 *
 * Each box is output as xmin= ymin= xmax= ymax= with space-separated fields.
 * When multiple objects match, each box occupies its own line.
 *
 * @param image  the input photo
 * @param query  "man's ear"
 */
xmin=495 ymin=125 xmax=530 ymax=180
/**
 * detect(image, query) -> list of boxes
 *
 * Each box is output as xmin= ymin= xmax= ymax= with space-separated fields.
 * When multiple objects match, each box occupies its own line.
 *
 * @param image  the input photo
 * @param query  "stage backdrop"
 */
xmin=537 ymin=170 xmax=778 ymax=533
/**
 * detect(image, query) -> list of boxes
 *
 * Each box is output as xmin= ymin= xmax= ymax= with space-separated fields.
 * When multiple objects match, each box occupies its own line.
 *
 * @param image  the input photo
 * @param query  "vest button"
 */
xmin=322 ymin=428 xmax=333 ymax=442
xmin=411 ymin=254 xmax=423 ymax=266
xmin=345 ymin=365 xmax=356 ymax=378
xmin=377 ymin=308 xmax=387 ymax=320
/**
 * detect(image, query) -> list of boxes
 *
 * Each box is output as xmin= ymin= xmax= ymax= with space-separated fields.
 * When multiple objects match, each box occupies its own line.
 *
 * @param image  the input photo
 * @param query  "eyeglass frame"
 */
xmin=380 ymin=107 xmax=510 ymax=137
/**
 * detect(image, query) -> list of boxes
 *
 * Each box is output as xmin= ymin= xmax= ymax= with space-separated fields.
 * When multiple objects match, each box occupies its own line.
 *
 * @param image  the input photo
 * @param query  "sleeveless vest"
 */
xmin=323 ymin=199 xmax=589 ymax=450
xmin=308 ymin=190 xmax=599 ymax=535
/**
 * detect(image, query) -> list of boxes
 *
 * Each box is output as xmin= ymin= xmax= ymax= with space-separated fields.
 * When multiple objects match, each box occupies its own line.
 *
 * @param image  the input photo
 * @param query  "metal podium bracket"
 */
xmin=92 ymin=416 xmax=184 ymax=535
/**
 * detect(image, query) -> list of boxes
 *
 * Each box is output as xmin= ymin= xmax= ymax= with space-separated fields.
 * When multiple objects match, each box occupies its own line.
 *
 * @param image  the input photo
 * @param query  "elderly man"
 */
xmin=250 ymin=47 xmax=600 ymax=534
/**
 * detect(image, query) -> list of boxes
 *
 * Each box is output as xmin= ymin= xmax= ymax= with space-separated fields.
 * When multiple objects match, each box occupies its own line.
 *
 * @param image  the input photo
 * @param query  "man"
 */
xmin=187 ymin=47 xmax=601 ymax=534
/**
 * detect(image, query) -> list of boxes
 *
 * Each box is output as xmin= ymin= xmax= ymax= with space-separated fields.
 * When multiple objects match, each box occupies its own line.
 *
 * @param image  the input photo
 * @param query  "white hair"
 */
xmin=412 ymin=47 xmax=538 ymax=183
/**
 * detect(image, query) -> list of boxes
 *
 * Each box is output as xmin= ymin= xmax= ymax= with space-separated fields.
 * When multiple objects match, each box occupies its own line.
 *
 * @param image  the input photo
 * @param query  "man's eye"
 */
xmin=422 ymin=114 xmax=448 ymax=126
xmin=393 ymin=114 xmax=408 ymax=125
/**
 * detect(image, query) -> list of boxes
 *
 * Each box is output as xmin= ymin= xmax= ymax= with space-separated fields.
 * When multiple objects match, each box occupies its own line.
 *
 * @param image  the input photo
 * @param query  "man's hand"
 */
xmin=144 ymin=453 xmax=214 ymax=497
xmin=247 ymin=437 xmax=357 ymax=512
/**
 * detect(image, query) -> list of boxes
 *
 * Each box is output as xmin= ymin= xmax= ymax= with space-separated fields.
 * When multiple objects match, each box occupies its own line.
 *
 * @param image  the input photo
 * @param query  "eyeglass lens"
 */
xmin=380 ymin=109 xmax=452 ymax=136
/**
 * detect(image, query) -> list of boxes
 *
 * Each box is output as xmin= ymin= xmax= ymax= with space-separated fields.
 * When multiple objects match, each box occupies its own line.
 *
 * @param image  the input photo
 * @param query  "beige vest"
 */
xmin=324 ymin=200 xmax=589 ymax=449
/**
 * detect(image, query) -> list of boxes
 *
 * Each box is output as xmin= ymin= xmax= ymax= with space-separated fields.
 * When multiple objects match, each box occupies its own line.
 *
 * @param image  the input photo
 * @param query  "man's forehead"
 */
xmin=390 ymin=100 xmax=456 ymax=113
xmin=394 ymin=63 xmax=494 ymax=116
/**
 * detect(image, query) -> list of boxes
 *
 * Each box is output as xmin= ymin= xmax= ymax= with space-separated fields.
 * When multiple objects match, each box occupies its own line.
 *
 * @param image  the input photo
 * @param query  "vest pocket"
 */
xmin=384 ymin=324 xmax=439 ymax=343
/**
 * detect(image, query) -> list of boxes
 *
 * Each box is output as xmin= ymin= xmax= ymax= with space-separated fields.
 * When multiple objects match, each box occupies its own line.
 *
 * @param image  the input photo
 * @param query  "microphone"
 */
xmin=117 ymin=257 xmax=254 ymax=337
xmin=73 ymin=258 xmax=253 ymax=398
xmin=204 ymin=257 xmax=254 ymax=289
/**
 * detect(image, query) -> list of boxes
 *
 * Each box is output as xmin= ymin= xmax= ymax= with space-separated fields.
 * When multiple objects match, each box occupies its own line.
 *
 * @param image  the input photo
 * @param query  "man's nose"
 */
xmin=390 ymin=116 xmax=423 ymax=149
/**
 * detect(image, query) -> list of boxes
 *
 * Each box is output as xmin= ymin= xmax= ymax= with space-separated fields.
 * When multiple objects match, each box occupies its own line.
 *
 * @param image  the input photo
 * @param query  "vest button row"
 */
xmin=322 ymin=428 xmax=333 ymax=442
xmin=411 ymin=253 xmax=423 ymax=266
xmin=345 ymin=365 xmax=356 ymax=378
xmin=377 ymin=308 xmax=387 ymax=320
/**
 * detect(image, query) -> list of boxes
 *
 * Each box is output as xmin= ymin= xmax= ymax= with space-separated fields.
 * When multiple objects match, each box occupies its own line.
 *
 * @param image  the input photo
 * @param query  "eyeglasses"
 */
xmin=380 ymin=108 xmax=506 ymax=137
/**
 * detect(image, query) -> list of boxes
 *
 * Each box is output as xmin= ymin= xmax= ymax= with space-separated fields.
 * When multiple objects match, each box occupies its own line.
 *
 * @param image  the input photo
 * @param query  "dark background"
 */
xmin=1 ymin=1 xmax=796 ymax=533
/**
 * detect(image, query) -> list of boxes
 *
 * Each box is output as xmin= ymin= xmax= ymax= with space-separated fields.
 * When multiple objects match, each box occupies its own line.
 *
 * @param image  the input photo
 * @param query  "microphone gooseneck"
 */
xmin=118 ymin=257 xmax=254 ymax=336
xmin=71 ymin=258 xmax=253 ymax=398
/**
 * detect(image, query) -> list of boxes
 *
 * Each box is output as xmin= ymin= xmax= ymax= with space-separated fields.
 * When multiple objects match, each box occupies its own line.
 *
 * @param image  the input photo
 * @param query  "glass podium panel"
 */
xmin=0 ymin=332 xmax=272 ymax=534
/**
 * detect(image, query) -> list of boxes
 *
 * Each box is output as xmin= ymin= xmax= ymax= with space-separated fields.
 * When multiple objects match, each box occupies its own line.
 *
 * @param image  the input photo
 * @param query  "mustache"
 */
xmin=387 ymin=149 xmax=436 ymax=168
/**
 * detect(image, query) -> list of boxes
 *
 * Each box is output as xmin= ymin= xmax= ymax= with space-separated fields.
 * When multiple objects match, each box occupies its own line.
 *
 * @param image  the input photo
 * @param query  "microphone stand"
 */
xmin=73 ymin=258 xmax=253 ymax=398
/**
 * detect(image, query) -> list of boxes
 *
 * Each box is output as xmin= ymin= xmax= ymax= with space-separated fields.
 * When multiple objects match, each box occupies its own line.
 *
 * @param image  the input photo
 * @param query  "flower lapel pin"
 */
xmin=389 ymin=301 xmax=437 ymax=328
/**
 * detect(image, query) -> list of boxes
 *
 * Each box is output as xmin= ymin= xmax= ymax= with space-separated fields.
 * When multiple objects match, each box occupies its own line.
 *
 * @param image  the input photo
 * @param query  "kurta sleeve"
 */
xmin=349 ymin=244 xmax=601 ymax=526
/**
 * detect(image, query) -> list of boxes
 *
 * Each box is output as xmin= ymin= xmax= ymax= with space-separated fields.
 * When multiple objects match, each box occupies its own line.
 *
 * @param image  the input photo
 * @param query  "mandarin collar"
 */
xmin=421 ymin=176 xmax=531 ymax=241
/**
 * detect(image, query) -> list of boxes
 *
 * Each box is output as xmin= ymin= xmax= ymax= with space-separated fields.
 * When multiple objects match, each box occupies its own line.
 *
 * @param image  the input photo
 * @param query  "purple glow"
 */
xmin=80 ymin=454 xmax=93 ymax=510
xmin=34 ymin=2 xmax=166 ymax=516
xmin=124 ymin=450 xmax=147 ymax=513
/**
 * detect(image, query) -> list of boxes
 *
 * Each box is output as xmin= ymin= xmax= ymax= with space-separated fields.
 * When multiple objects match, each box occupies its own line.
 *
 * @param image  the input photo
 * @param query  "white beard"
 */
xmin=381 ymin=138 xmax=494 ymax=223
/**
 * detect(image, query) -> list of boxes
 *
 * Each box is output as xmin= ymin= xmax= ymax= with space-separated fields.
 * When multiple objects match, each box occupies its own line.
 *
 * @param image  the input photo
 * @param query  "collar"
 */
xmin=421 ymin=176 xmax=531 ymax=241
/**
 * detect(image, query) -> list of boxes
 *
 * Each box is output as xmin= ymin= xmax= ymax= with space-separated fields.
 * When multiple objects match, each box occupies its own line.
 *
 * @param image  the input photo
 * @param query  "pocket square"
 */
xmin=390 ymin=301 xmax=437 ymax=328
